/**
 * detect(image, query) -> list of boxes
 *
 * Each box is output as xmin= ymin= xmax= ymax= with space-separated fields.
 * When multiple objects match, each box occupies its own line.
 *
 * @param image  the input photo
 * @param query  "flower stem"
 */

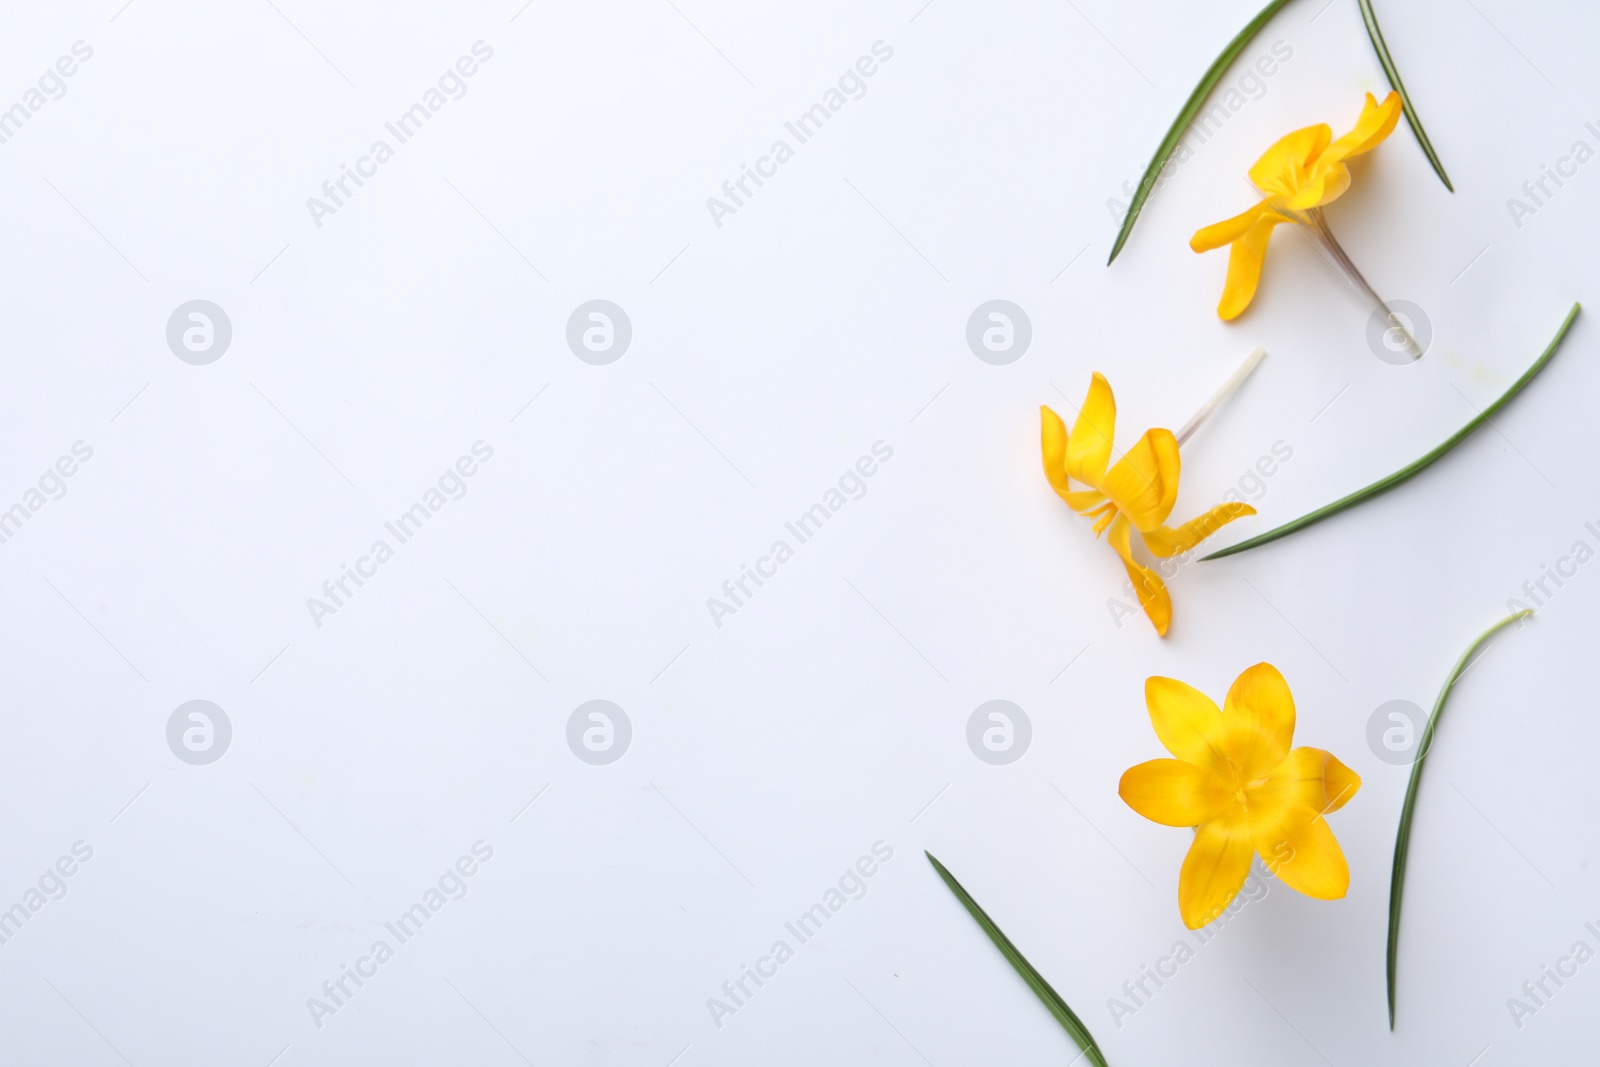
xmin=1202 ymin=302 xmax=1580 ymax=560
xmin=925 ymin=852 xmax=1110 ymax=1067
xmin=1305 ymin=207 xmax=1422 ymax=359
xmin=1175 ymin=345 xmax=1267 ymax=447
xmin=1387 ymin=609 xmax=1533 ymax=1029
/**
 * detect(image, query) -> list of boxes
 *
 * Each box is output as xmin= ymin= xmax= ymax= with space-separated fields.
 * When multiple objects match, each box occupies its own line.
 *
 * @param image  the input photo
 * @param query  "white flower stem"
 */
xmin=1176 ymin=345 xmax=1267 ymax=447
xmin=1304 ymin=207 xmax=1422 ymax=360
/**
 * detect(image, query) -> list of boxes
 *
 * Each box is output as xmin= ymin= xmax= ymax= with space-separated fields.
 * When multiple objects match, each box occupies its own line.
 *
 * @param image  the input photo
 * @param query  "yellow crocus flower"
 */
xmin=1192 ymin=91 xmax=1403 ymax=322
xmin=1041 ymin=373 xmax=1254 ymax=636
xmin=1119 ymin=663 xmax=1362 ymax=929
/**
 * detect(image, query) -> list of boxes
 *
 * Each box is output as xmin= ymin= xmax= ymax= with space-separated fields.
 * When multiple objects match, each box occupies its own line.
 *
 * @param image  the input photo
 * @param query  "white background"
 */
xmin=1 ymin=0 xmax=1597 ymax=1063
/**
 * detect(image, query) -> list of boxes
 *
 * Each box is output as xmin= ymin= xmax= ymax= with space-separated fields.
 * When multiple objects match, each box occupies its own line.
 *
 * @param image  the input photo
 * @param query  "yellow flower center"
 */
xmin=1083 ymin=500 xmax=1118 ymax=538
xmin=1227 ymin=762 xmax=1271 ymax=814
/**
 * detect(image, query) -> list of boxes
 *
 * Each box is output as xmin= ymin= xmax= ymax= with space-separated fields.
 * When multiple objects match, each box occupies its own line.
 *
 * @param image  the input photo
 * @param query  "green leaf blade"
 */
xmin=1107 ymin=0 xmax=1295 ymax=265
xmin=1387 ymin=609 xmax=1532 ymax=1028
xmin=1202 ymin=302 xmax=1581 ymax=561
xmin=925 ymin=852 xmax=1110 ymax=1067
xmin=1358 ymin=0 xmax=1454 ymax=191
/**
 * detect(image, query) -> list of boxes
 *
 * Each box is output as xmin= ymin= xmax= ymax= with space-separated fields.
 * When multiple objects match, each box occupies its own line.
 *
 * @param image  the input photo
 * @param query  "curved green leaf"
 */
xmin=1107 ymin=0 xmax=1295 ymax=265
xmin=1387 ymin=609 xmax=1532 ymax=1028
xmin=1359 ymin=0 xmax=1453 ymax=191
xmin=926 ymin=852 xmax=1109 ymax=1067
xmin=1202 ymin=302 xmax=1581 ymax=561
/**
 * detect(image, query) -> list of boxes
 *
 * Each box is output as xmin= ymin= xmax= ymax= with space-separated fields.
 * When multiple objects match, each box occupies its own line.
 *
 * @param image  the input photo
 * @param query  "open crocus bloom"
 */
xmin=1119 ymin=664 xmax=1362 ymax=929
xmin=1192 ymin=91 xmax=1403 ymax=321
xmin=1040 ymin=373 xmax=1254 ymax=636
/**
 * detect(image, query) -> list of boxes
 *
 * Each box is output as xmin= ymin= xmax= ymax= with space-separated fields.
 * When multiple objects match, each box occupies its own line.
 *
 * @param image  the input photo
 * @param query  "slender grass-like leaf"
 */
xmin=1202 ymin=302 xmax=1581 ymax=561
xmin=1106 ymin=0 xmax=1294 ymax=265
xmin=1386 ymin=609 xmax=1532 ymax=1028
xmin=925 ymin=852 xmax=1109 ymax=1067
xmin=1358 ymin=0 xmax=1453 ymax=191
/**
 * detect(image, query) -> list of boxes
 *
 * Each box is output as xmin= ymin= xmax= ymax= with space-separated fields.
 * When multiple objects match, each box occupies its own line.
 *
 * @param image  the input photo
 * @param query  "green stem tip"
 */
xmin=1203 ymin=303 xmax=1581 ymax=561
xmin=1107 ymin=0 xmax=1293 ymax=265
xmin=925 ymin=852 xmax=1110 ymax=1067
xmin=1358 ymin=0 xmax=1454 ymax=192
xmin=1387 ymin=609 xmax=1533 ymax=1028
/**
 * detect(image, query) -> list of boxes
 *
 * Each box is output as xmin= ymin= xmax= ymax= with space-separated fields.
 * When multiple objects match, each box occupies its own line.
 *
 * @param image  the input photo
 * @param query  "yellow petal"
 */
xmin=1041 ymin=405 xmax=1107 ymax=511
xmin=1248 ymin=124 xmax=1332 ymax=197
xmin=1120 ymin=759 xmax=1230 ymax=827
xmin=1191 ymin=200 xmax=1272 ymax=254
xmin=1179 ymin=814 xmax=1255 ymax=929
xmin=1285 ymin=92 xmax=1400 ymax=210
xmin=1144 ymin=675 xmax=1228 ymax=773
xmin=1255 ymin=810 xmax=1351 ymax=901
xmin=1318 ymin=91 xmax=1402 ymax=169
xmin=1102 ymin=429 xmax=1179 ymax=532
xmin=1322 ymin=751 xmax=1362 ymax=814
xmin=1142 ymin=501 xmax=1257 ymax=558
xmin=1283 ymin=162 xmax=1351 ymax=211
xmin=1217 ymin=210 xmax=1287 ymax=320
xmin=1247 ymin=749 xmax=1359 ymax=900
xmin=1041 ymin=404 xmax=1069 ymax=489
xmin=1220 ymin=662 xmax=1296 ymax=779
xmin=1108 ymin=513 xmax=1172 ymax=636
xmin=1066 ymin=373 xmax=1116 ymax=487
xmin=1248 ymin=742 xmax=1363 ymax=825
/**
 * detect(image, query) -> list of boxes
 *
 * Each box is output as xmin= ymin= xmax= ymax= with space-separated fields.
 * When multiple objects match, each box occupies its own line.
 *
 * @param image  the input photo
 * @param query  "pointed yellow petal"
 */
xmin=1066 ymin=373 xmax=1116 ymax=487
xmin=1321 ymin=751 xmax=1361 ymax=815
xmin=1283 ymin=162 xmax=1352 ymax=210
xmin=1216 ymin=211 xmax=1287 ymax=321
xmin=1102 ymin=429 xmax=1180 ymax=532
xmin=1191 ymin=200 xmax=1272 ymax=254
xmin=1248 ymin=748 xmax=1359 ymax=900
xmin=1041 ymin=404 xmax=1069 ymax=490
xmin=1248 ymin=124 xmax=1332 ymax=197
xmin=1179 ymin=814 xmax=1255 ymax=929
xmin=1318 ymin=91 xmax=1402 ymax=169
xmin=1142 ymin=501 xmax=1257 ymax=558
xmin=1249 ymin=746 xmax=1362 ymax=828
xmin=1120 ymin=759 xmax=1230 ymax=827
xmin=1220 ymin=662 xmax=1296 ymax=779
xmin=1284 ymin=92 xmax=1399 ymax=209
xmin=1255 ymin=810 xmax=1351 ymax=900
xmin=1108 ymin=513 xmax=1172 ymax=636
xmin=1143 ymin=675 xmax=1228 ymax=773
xmin=1041 ymin=405 xmax=1107 ymax=511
